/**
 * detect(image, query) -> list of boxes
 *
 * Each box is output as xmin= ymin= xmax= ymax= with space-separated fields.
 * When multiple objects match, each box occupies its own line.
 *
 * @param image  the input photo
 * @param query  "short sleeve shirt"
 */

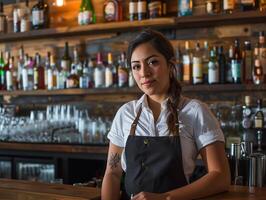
xmin=107 ymin=94 xmax=224 ymax=181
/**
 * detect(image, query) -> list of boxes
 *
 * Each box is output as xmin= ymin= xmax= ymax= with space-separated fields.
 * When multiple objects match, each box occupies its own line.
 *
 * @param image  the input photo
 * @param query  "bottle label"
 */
xmin=105 ymin=2 xmax=115 ymax=21
xmin=118 ymin=68 xmax=128 ymax=87
xmin=105 ymin=68 xmax=113 ymax=87
xmin=241 ymin=0 xmax=254 ymax=4
xmin=192 ymin=57 xmax=203 ymax=84
xmin=0 ymin=16 xmax=6 ymax=32
xmin=138 ymin=2 xmax=147 ymax=13
xmin=208 ymin=61 xmax=219 ymax=83
xmin=231 ymin=60 xmax=241 ymax=79
xmin=224 ymin=0 xmax=235 ymax=10
xmin=32 ymin=10 xmax=44 ymax=26
xmin=148 ymin=1 xmax=162 ymax=18
xmin=61 ymin=60 xmax=70 ymax=70
xmin=83 ymin=10 xmax=93 ymax=24
xmin=22 ymin=68 xmax=28 ymax=91
xmin=20 ymin=18 xmax=30 ymax=32
xmin=94 ymin=68 xmax=105 ymax=88
xmin=6 ymin=71 xmax=13 ymax=91
xmin=255 ymin=119 xmax=263 ymax=128
xmin=47 ymin=69 xmax=53 ymax=90
xmin=259 ymin=47 xmax=266 ymax=77
xmin=129 ymin=2 xmax=137 ymax=14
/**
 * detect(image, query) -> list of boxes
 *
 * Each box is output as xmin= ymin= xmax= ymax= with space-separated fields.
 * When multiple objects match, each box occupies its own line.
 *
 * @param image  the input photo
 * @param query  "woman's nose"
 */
xmin=139 ymin=64 xmax=151 ymax=77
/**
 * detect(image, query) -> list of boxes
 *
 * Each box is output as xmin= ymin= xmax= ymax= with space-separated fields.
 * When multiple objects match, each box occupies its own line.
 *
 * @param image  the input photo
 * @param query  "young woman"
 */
xmin=101 ymin=29 xmax=230 ymax=200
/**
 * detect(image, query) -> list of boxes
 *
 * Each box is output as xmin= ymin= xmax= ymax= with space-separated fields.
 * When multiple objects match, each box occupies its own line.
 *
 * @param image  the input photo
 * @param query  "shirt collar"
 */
xmin=135 ymin=94 xmax=170 ymax=112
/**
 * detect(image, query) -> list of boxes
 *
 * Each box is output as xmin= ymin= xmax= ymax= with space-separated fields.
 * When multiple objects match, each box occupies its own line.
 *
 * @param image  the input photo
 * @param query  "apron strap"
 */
xmin=129 ymin=106 xmax=142 ymax=136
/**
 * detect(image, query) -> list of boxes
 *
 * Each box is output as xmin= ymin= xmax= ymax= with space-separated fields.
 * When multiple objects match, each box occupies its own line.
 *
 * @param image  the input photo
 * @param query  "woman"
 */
xmin=101 ymin=29 xmax=230 ymax=200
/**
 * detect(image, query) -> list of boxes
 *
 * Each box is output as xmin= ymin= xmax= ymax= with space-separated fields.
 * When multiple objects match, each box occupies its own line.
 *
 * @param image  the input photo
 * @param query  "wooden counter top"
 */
xmin=0 ymin=178 xmax=265 ymax=200
xmin=0 ymin=179 xmax=101 ymax=200
xmin=203 ymin=185 xmax=266 ymax=200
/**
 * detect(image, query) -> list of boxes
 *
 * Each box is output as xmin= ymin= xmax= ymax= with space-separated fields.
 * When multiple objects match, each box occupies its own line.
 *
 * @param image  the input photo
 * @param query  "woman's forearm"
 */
xmin=101 ymin=173 xmax=121 ymax=200
xmin=165 ymin=171 xmax=230 ymax=200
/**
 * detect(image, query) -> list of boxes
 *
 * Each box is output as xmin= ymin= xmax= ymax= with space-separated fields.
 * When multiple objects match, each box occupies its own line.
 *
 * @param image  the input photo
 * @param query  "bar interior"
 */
xmin=0 ymin=0 xmax=266 ymax=199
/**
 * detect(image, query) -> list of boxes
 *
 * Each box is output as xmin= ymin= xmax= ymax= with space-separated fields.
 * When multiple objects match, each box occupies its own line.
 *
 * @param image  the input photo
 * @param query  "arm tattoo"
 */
xmin=109 ymin=153 xmax=121 ymax=170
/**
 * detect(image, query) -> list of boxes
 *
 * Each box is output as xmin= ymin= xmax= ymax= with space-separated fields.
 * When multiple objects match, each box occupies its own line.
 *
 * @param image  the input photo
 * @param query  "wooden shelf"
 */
xmin=1 ymin=10 xmax=266 ymax=43
xmin=0 ymin=142 xmax=108 ymax=155
xmin=0 ymin=84 xmax=265 ymax=97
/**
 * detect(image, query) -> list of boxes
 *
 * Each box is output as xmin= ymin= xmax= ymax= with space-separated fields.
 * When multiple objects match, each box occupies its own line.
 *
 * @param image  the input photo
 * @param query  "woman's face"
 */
xmin=131 ymin=42 xmax=171 ymax=100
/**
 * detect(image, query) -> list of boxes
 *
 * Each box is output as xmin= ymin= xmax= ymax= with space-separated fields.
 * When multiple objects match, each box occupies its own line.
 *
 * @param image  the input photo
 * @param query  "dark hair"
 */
xmin=127 ymin=29 xmax=182 ymax=135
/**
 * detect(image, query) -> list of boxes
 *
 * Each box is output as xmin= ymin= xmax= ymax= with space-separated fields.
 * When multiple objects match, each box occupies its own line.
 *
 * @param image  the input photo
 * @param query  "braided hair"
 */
xmin=127 ymin=29 xmax=182 ymax=135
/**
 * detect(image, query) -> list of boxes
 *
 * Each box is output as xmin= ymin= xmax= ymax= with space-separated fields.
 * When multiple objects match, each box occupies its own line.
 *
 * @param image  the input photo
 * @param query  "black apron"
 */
xmin=121 ymin=102 xmax=188 ymax=200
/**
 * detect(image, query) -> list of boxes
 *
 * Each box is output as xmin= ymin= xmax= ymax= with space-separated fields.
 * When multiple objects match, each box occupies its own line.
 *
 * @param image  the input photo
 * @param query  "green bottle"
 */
xmin=83 ymin=0 xmax=96 ymax=24
xmin=0 ymin=51 xmax=5 ymax=90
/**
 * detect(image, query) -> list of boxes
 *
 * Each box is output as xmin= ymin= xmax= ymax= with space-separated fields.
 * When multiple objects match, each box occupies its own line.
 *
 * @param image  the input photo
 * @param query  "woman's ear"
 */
xmin=168 ymin=57 xmax=176 ymax=68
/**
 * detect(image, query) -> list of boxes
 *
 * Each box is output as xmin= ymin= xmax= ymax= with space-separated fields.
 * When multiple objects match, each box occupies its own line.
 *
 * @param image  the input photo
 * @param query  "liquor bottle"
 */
xmin=259 ymin=0 xmax=266 ymax=11
xmin=118 ymin=52 xmax=128 ymax=87
xmin=137 ymin=0 xmax=147 ymax=20
xmin=33 ymin=53 xmax=45 ymax=90
xmin=79 ymin=61 xmax=89 ymax=88
xmin=78 ymin=0 xmax=85 ymax=25
xmin=254 ymin=99 xmax=264 ymax=129
xmin=83 ymin=0 xmax=96 ymax=24
xmin=31 ymin=0 xmax=49 ymax=29
xmin=178 ymin=0 xmax=193 ymax=16
xmin=242 ymin=96 xmax=252 ymax=129
xmin=50 ymin=54 xmax=58 ymax=90
xmin=231 ymin=39 xmax=242 ymax=84
xmin=13 ymin=0 xmax=20 ymax=33
xmin=253 ymin=43 xmax=264 ymax=85
xmin=103 ymin=0 xmax=123 ymax=22
xmin=87 ymin=58 xmax=95 ymax=88
xmin=21 ymin=55 xmax=28 ymax=91
xmin=128 ymin=64 xmax=135 ymax=87
xmin=192 ymin=42 xmax=203 ymax=84
xmin=258 ymin=31 xmax=266 ymax=83
xmin=242 ymin=41 xmax=253 ymax=84
xmin=6 ymin=56 xmax=14 ymax=91
xmin=162 ymin=0 xmax=167 ymax=16
xmin=182 ymin=41 xmax=192 ymax=84
xmin=94 ymin=53 xmax=105 ymax=88
xmin=202 ymin=41 xmax=209 ymax=84
xmin=44 ymin=51 xmax=50 ymax=89
xmin=61 ymin=42 xmax=71 ymax=72
xmin=208 ymin=49 xmax=219 ymax=84
xmin=175 ymin=45 xmax=183 ymax=82
xmin=0 ymin=1 xmax=7 ymax=34
xmin=240 ymin=0 xmax=257 ymax=11
xmin=129 ymin=0 xmax=138 ymax=21
xmin=148 ymin=0 xmax=162 ymax=19
xmin=218 ymin=46 xmax=226 ymax=84
xmin=27 ymin=56 xmax=34 ymax=90
xmin=105 ymin=53 xmax=114 ymax=87
xmin=223 ymin=0 xmax=235 ymax=13
xmin=20 ymin=0 xmax=31 ymax=32
xmin=66 ymin=65 xmax=79 ymax=88
xmin=0 ymin=51 xmax=5 ymax=90
xmin=205 ymin=0 xmax=221 ymax=15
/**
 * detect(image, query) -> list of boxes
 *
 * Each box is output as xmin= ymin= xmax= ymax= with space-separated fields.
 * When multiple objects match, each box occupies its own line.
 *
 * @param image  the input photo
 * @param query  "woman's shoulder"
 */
xmin=181 ymin=96 xmax=207 ymax=111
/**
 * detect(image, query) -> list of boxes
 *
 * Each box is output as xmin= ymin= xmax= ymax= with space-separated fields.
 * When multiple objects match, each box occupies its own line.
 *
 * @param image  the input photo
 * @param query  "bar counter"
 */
xmin=0 ymin=178 xmax=265 ymax=200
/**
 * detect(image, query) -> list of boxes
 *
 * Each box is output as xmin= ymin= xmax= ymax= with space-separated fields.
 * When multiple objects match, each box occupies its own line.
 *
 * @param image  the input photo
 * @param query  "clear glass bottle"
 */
xmin=105 ymin=53 xmax=114 ymax=88
xmin=129 ymin=0 xmax=138 ymax=21
xmin=253 ymin=42 xmax=264 ymax=85
xmin=178 ymin=0 xmax=193 ymax=16
xmin=242 ymin=96 xmax=252 ymax=130
xmin=182 ymin=41 xmax=192 ymax=85
xmin=223 ymin=0 xmax=235 ymax=13
xmin=118 ymin=52 xmax=128 ymax=88
xmin=20 ymin=0 xmax=31 ymax=32
xmin=208 ymin=49 xmax=219 ymax=84
xmin=192 ymin=42 xmax=203 ymax=84
xmin=94 ymin=53 xmax=105 ymax=88
xmin=0 ymin=1 xmax=7 ymax=34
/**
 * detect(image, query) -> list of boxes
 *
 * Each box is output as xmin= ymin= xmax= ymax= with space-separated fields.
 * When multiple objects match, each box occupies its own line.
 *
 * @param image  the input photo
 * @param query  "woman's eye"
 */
xmin=132 ymin=65 xmax=140 ymax=70
xmin=148 ymin=60 xmax=158 ymax=66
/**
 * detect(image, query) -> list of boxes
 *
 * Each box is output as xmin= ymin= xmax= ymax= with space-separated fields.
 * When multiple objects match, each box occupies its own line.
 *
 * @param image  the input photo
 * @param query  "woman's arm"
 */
xmin=165 ymin=141 xmax=231 ymax=200
xmin=101 ymin=142 xmax=124 ymax=200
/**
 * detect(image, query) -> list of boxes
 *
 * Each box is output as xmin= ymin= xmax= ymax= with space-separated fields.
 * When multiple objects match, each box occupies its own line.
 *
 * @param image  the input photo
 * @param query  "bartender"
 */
xmin=101 ymin=29 xmax=230 ymax=200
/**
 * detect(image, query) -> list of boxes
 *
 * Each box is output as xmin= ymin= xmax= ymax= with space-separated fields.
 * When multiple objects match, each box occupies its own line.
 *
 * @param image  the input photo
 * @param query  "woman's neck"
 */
xmin=147 ymin=95 xmax=167 ymax=122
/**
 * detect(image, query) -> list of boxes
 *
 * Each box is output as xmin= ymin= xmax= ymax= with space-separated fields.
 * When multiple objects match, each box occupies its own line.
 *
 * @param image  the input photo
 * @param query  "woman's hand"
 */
xmin=132 ymin=192 xmax=170 ymax=200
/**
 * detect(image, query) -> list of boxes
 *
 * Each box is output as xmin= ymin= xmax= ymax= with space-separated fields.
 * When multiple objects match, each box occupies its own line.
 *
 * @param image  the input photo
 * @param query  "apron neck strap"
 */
xmin=129 ymin=106 xmax=142 ymax=136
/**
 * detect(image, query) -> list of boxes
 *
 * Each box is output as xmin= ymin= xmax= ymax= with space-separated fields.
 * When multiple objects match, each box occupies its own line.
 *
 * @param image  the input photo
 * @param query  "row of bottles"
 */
xmin=216 ymin=96 xmax=265 ymax=150
xmin=0 ymin=0 xmax=49 ymax=34
xmin=176 ymin=32 xmax=266 ymax=85
xmin=0 ymin=43 xmax=135 ymax=91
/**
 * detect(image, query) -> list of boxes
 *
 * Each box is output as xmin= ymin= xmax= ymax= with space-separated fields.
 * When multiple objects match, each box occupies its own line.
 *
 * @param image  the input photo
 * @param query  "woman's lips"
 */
xmin=141 ymin=80 xmax=155 ymax=86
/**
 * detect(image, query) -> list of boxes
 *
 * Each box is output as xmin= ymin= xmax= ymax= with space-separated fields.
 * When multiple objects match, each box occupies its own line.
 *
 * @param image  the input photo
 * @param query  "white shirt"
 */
xmin=107 ymin=94 xmax=224 ymax=182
